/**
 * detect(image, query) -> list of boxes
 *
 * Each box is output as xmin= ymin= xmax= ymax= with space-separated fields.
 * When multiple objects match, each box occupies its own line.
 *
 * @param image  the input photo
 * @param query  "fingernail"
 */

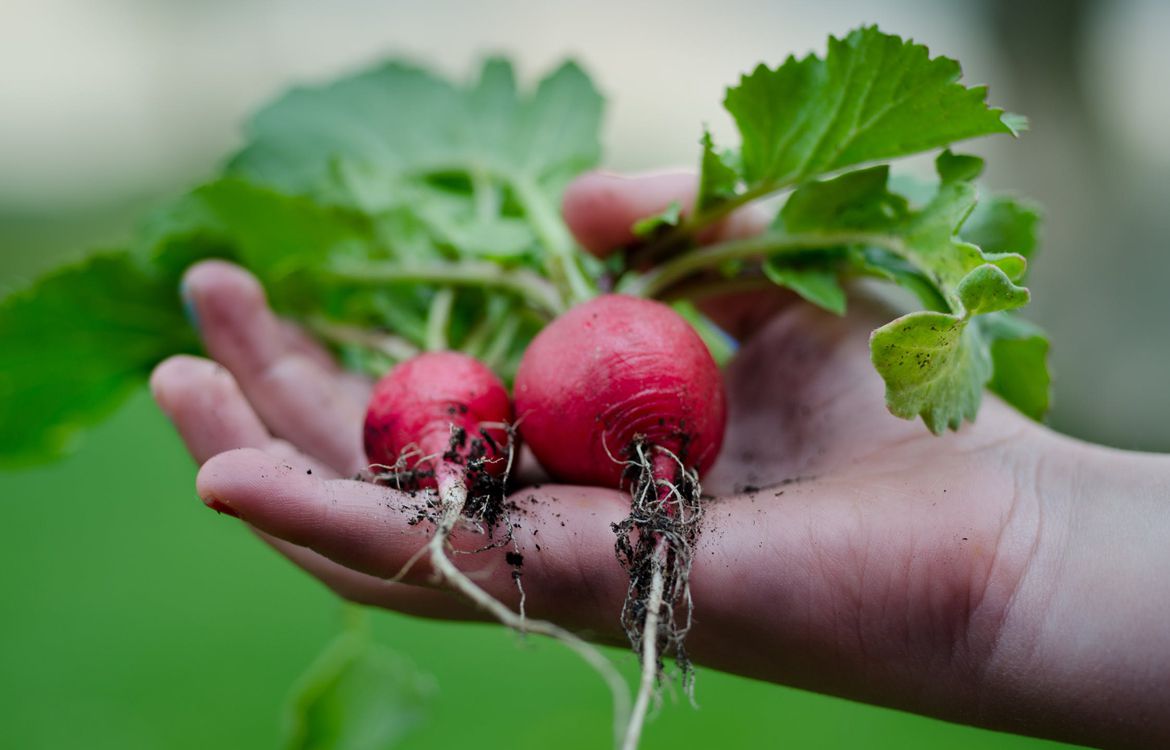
xmin=180 ymin=280 xmax=200 ymax=333
xmin=204 ymin=496 xmax=240 ymax=519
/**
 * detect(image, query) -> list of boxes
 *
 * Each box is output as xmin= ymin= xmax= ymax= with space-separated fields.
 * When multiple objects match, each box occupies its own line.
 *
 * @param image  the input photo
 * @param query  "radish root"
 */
xmin=370 ymin=426 xmax=633 ymax=748
xmin=614 ymin=441 xmax=704 ymax=749
xmin=622 ymin=548 xmax=665 ymax=750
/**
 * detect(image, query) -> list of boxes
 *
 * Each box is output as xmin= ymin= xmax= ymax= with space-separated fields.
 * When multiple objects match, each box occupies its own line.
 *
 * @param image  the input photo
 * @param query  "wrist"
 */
xmin=979 ymin=432 xmax=1170 ymax=748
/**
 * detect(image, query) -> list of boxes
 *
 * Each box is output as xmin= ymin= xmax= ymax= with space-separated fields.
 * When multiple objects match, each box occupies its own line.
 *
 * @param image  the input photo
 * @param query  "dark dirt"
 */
xmin=611 ymin=437 xmax=704 ymax=691
xmin=360 ymin=418 xmax=531 ymax=567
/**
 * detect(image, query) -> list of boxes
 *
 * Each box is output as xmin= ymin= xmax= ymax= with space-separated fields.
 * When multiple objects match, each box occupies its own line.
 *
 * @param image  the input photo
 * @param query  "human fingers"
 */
xmin=180 ymin=260 xmax=368 ymax=474
xmin=150 ymin=354 xmax=332 ymax=475
xmin=151 ymin=357 xmax=466 ymax=616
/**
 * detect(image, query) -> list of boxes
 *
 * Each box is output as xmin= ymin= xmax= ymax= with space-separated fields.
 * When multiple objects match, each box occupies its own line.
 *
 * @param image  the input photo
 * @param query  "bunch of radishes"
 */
xmin=362 ymin=293 xmax=725 ymax=749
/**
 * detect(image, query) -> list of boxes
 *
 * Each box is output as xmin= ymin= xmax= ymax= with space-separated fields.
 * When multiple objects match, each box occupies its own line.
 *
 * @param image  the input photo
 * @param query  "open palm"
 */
xmin=152 ymin=172 xmax=1168 ymax=749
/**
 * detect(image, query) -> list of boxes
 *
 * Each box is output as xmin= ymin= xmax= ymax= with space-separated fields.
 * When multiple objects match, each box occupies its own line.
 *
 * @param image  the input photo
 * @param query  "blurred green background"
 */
xmin=2 ymin=0 xmax=1165 ymax=747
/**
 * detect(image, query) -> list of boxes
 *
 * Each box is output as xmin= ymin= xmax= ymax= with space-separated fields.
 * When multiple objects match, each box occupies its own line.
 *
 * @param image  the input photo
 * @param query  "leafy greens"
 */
xmin=0 ymin=26 xmax=1050 ymax=466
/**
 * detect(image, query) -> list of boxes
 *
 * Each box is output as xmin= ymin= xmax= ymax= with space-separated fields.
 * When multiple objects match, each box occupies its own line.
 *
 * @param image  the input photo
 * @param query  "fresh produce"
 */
xmin=363 ymin=351 xmax=512 ymax=493
xmin=0 ymin=24 xmax=1050 ymax=750
xmin=516 ymin=294 xmax=725 ymax=748
xmin=516 ymin=295 xmax=725 ymax=486
xmin=362 ymin=351 xmax=631 ymax=741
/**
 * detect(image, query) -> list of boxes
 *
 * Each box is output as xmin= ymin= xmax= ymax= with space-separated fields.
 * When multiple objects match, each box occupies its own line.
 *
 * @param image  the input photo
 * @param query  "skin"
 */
xmin=151 ymin=171 xmax=1170 ymax=749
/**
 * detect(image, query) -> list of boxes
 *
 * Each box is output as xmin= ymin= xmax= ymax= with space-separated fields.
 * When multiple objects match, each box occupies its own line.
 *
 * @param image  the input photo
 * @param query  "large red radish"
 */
xmin=514 ymin=294 xmax=727 ymax=750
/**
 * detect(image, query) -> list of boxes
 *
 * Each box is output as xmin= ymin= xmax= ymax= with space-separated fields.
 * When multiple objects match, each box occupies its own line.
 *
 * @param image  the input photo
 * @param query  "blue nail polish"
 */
xmin=180 ymin=280 xmax=200 ymax=332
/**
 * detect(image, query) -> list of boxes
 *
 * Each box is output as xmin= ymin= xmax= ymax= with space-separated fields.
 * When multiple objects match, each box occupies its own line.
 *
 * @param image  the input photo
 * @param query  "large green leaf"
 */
xmin=763 ymin=153 xmax=1045 ymax=431
xmin=722 ymin=26 xmax=1021 ymax=192
xmin=143 ymin=178 xmax=375 ymax=285
xmin=0 ymin=253 xmax=197 ymax=465
xmin=228 ymin=59 xmax=603 ymax=211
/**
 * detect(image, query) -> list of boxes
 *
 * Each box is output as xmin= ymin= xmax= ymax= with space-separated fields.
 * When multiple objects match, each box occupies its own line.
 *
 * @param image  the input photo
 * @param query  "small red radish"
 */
xmin=514 ymin=294 xmax=727 ymax=750
xmin=362 ymin=350 xmax=631 ymax=737
xmin=364 ymin=351 xmax=512 ymax=494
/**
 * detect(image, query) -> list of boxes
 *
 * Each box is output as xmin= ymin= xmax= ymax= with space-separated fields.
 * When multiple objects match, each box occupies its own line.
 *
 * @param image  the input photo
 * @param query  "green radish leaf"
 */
xmin=0 ymin=252 xmax=198 ymax=466
xmin=696 ymin=129 xmax=740 ymax=212
xmin=143 ymin=178 xmax=375 ymax=287
xmin=632 ymin=201 xmax=683 ymax=238
xmin=868 ymin=262 xmax=1040 ymax=433
xmin=672 ymin=300 xmax=737 ymax=366
xmin=883 ymin=176 xmax=1042 ymax=269
xmin=848 ymin=247 xmax=949 ymax=312
xmin=935 ymin=149 xmax=986 ymax=183
xmin=956 ymin=264 xmax=1031 ymax=316
xmin=777 ymin=153 xmax=1030 ymax=314
xmin=283 ymin=615 xmax=435 ymax=750
xmin=228 ymin=59 xmax=602 ymax=214
xmin=762 ymin=260 xmax=847 ymax=315
xmin=631 ymin=198 xmax=683 ymax=236
xmin=979 ymin=312 xmax=1051 ymax=420
xmin=227 ymin=62 xmax=460 ymax=202
xmin=416 ymin=205 xmax=536 ymax=260
xmin=226 ymin=57 xmax=601 ymax=308
xmin=766 ymin=152 xmax=1043 ymax=430
xmin=864 ymin=260 xmax=1031 ymax=432
xmin=961 ymin=194 xmax=1043 ymax=262
xmin=870 ymin=311 xmax=991 ymax=434
xmin=720 ymin=26 xmax=1021 ymax=197
xmin=776 ymin=165 xmax=907 ymax=233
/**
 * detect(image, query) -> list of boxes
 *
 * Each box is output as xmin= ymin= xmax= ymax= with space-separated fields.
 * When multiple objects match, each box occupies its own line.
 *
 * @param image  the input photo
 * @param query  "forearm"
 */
xmin=980 ymin=434 xmax=1170 ymax=749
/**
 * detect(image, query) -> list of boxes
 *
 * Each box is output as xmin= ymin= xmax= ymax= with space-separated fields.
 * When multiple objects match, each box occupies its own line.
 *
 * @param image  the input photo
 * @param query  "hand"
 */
xmin=151 ymin=172 xmax=1170 ymax=750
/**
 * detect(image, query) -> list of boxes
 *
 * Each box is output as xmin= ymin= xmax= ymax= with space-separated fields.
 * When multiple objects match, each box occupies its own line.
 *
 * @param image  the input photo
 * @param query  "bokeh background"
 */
xmin=2 ymin=0 xmax=1166 ymax=747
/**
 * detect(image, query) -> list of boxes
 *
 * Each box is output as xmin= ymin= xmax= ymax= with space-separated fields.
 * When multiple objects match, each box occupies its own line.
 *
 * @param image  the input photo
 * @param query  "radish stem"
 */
xmin=306 ymin=316 xmax=420 ymax=361
xmin=424 ymin=288 xmax=455 ymax=352
xmin=328 ymin=259 xmax=565 ymax=317
xmin=619 ymin=229 xmax=904 ymax=299
xmin=511 ymin=174 xmax=596 ymax=305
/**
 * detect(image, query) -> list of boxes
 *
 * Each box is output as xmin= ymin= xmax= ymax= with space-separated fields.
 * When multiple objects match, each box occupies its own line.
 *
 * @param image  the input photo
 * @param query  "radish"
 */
xmin=364 ymin=350 xmax=512 ymax=499
xmin=363 ymin=350 xmax=631 ymax=743
xmin=514 ymin=294 xmax=727 ymax=750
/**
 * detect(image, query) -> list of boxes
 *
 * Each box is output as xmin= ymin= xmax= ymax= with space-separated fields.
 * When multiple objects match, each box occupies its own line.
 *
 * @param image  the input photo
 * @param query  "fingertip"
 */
xmin=181 ymin=260 xmax=269 ymax=333
xmin=195 ymin=447 xmax=340 ymax=536
xmin=150 ymin=354 xmax=206 ymax=415
xmin=181 ymin=259 xmax=259 ymax=295
xmin=196 ymin=447 xmax=285 ymax=513
xmin=180 ymin=260 xmax=288 ymax=376
xmin=561 ymin=172 xmax=624 ymax=256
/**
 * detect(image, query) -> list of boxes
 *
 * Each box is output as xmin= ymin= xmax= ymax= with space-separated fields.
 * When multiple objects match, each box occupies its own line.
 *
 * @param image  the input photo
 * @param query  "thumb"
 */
xmin=561 ymin=170 xmax=790 ymax=340
xmin=562 ymin=170 xmax=769 ymax=256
